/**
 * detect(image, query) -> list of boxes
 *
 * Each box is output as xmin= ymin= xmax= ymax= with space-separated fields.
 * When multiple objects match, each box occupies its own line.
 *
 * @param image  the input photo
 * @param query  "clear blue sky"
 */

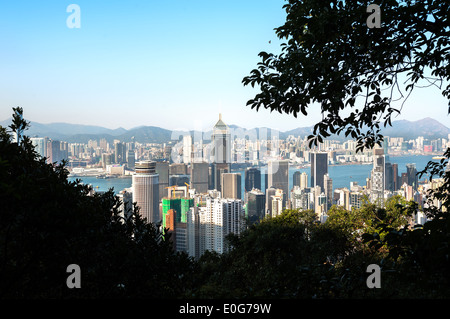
xmin=1 ymin=0 xmax=448 ymax=131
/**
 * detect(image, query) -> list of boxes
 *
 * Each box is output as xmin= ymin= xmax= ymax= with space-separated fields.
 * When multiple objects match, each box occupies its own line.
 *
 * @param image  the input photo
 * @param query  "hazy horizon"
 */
xmin=1 ymin=113 xmax=449 ymax=133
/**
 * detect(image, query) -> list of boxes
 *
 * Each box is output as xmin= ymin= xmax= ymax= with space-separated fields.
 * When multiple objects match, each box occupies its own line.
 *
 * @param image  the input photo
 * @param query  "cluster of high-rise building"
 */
xmin=30 ymin=137 xmax=68 ymax=165
xmin=114 ymin=115 xmax=248 ymax=258
xmin=29 ymin=114 xmax=448 ymax=258
xmin=31 ymin=118 xmax=450 ymax=174
xmin=333 ymin=147 xmax=422 ymax=206
xmin=114 ymin=115 xmax=350 ymax=258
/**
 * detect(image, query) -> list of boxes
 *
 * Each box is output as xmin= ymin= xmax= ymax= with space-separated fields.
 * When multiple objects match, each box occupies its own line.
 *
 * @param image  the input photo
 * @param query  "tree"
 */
xmin=242 ymin=1 xmax=450 ymax=296
xmin=0 ymin=107 xmax=196 ymax=298
xmin=326 ymin=197 xmax=450 ymax=297
xmin=193 ymin=209 xmax=354 ymax=298
xmin=243 ymin=0 xmax=450 ymax=151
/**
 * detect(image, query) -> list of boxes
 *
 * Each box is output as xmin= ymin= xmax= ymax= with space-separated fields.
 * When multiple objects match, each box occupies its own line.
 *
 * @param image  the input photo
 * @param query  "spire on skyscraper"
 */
xmin=214 ymin=113 xmax=228 ymax=131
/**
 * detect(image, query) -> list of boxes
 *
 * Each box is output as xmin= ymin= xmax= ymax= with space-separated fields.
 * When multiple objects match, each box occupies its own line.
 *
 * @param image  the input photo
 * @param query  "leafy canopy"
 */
xmin=243 ymin=0 xmax=450 ymax=151
xmin=0 ymin=107 xmax=196 ymax=298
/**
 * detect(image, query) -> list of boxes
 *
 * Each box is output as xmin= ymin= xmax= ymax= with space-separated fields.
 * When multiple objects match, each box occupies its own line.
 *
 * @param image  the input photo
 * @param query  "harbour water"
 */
xmin=69 ymin=155 xmax=439 ymax=197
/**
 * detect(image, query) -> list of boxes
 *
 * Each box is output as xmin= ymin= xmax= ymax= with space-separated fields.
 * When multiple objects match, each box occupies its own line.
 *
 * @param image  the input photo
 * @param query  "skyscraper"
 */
xmin=265 ymin=187 xmax=276 ymax=216
xmin=300 ymin=172 xmax=308 ymax=190
xmin=267 ymin=160 xmax=289 ymax=208
xmin=310 ymin=152 xmax=328 ymax=191
xmin=127 ymin=150 xmax=135 ymax=170
xmin=371 ymin=148 xmax=385 ymax=203
xmin=315 ymin=190 xmax=328 ymax=222
xmin=350 ymin=191 xmax=363 ymax=210
xmin=261 ymin=169 xmax=268 ymax=192
xmin=334 ymin=188 xmax=350 ymax=210
xmin=270 ymin=189 xmax=284 ymax=217
xmin=247 ymin=189 xmax=265 ymax=225
xmin=162 ymin=197 xmax=193 ymax=229
xmin=190 ymin=162 xmax=209 ymax=194
xmin=132 ymin=161 xmax=160 ymax=224
xmin=293 ymin=171 xmax=302 ymax=188
xmin=245 ymin=167 xmax=261 ymax=192
xmin=164 ymin=207 xmax=190 ymax=253
xmin=187 ymin=197 xmax=244 ymax=256
xmin=60 ymin=141 xmax=68 ymax=163
xmin=46 ymin=139 xmax=65 ymax=165
xmin=221 ymin=172 xmax=242 ymax=199
xmin=169 ymin=163 xmax=188 ymax=175
xmin=406 ymin=163 xmax=418 ymax=190
xmin=290 ymin=186 xmax=314 ymax=211
xmin=183 ymin=135 xmax=193 ymax=164
xmin=162 ymin=198 xmax=181 ymax=230
xmin=117 ymin=188 xmax=133 ymax=220
xmin=211 ymin=113 xmax=231 ymax=164
xmin=211 ymin=114 xmax=231 ymax=191
xmin=155 ymin=161 xmax=169 ymax=202
xmin=102 ymin=153 xmax=112 ymax=169
xmin=212 ymin=163 xmax=230 ymax=191
xmin=323 ymin=173 xmax=333 ymax=209
xmin=187 ymin=205 xmax=201 ymax=259
xmin=384 ymin=162 xmax=394 ymax=191
xmin=114 ymin=140 xmax=126 ymax=164
xmin=392 ymin=163 xmax=399 ymax=191
xmin=30 ymin=137 xmax=48 ymax=158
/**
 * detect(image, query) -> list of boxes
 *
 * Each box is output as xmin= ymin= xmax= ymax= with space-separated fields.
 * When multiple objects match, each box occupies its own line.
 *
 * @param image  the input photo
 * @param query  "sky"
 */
xmin=0 ymin=0 xmax=449 ymax=132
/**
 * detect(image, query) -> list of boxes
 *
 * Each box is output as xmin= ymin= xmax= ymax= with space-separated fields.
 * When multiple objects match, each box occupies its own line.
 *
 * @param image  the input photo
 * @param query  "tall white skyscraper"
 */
xmin=265 ymin=187 xmax=276 ymax=217
xmin=371 ymin=148 xmax=385 ymax=203
xmin=117 ymin=188 xmax=133 ymax=220
xmin=334 ymin=188 xmax=350 ymax=210
xmin=132 ymin=161 xmax=160 ymax=224
xmin=187 ymin=196 xmax=244 ymax=257
xmin=30 ymin=137 xmax=48 ymax=158
xmin=270 ymin=189 xmax=284 ymax=217
xmin=183 ymin=135 xmax=193 ymax=164
xmin=314 ymin=185 xmax=327 ymax=221
xmin=300 ymin=172 xmax=308 ymax=190
xmin=290 ymin=186 xmax=313 ymax=211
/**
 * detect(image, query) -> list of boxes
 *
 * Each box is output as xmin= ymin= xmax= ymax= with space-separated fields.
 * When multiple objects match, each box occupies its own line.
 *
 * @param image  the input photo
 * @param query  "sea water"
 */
xmin=68 ymin=155 xmax=438 ymax=197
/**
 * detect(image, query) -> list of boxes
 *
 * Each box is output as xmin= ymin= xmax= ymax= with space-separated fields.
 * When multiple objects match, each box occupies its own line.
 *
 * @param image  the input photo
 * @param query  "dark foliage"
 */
xmin=243 ymin=0 xmax=450 ymax=151
xmin=0 ymin=107 xmax=196 ymax=298
xmin=2 ymin=107 xmax=450 ymax=299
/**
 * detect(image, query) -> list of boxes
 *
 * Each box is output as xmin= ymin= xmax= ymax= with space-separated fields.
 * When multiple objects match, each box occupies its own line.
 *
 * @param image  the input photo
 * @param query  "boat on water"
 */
xmin=432 ymin=156 xmax=446 ymax=160
xmin=96 ymin=174 xmax=110 ymax=179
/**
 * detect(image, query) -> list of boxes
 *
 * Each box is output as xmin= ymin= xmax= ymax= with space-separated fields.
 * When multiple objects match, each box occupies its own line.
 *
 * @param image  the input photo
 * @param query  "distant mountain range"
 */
xmin=1 ymin=117 xmax=449 ymax=144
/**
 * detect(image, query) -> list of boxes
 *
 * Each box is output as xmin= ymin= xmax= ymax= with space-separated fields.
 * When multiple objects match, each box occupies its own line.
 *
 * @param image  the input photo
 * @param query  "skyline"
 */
xmin=3 ymin=114 xmax=450 ymax=145
xmin=1 ymin=1 xmax=449 ymax=132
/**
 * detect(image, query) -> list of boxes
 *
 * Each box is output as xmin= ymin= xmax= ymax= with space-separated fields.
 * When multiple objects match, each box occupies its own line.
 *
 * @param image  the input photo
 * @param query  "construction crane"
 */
xmin=183 ymin=182 xmax=204 ymax=206
xmin=165 ymin=186 xmax=177 ymax=198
